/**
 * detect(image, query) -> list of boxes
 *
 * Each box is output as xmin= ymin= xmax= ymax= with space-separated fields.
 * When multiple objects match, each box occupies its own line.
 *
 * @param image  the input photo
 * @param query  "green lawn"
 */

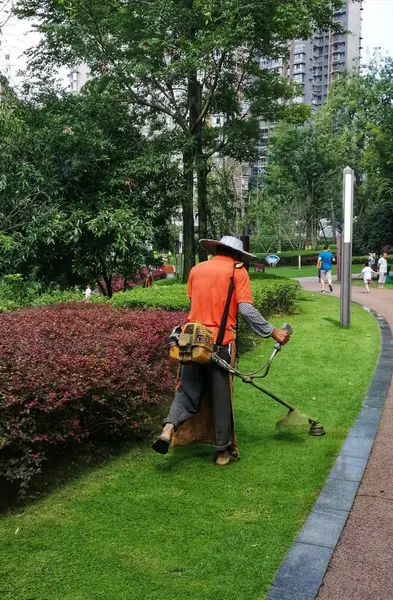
xmin=257 ymin=264 xmax=363 ymax=279
xmin=0 ymin=293 xmax=380 ymax=600
xmin=352 ymin=276 xmax=393 ymax=289
xmin=165 ymin=261 xmax=364 ymax=280
xmin=263 ymin=264 xmax=325 ymax=278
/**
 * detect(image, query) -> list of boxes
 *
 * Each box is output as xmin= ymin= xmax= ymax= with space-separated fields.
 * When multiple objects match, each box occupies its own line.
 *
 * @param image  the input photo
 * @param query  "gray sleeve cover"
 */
xmin=238 ymin=302 xmax=275 ymax=338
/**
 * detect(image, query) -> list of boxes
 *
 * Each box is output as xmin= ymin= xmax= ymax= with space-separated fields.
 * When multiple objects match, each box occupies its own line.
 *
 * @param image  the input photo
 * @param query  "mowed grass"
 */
xmin=352 ymin=277 xmax=393 ymax=289
xmin=260 ymin=263 xmax=363 ymax=279
xmin=0 ymin=293 xmax=380 ymax=600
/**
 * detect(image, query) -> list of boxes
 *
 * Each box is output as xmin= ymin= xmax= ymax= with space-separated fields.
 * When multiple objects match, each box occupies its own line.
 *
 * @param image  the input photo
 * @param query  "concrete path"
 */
xmin=301 ymin=278 xmax=393 ymax=600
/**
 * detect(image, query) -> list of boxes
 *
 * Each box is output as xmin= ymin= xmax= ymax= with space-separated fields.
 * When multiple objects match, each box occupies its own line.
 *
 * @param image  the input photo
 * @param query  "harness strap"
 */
xmin=216 ymin=264 xmax=236 ymax=348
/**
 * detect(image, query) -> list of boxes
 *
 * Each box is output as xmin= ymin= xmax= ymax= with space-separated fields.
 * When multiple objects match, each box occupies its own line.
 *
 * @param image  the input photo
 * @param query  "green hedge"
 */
xmin=0 ymin=300 xmax=19 ymax=313
xmin=239 ymin=279 xmax=300 ymax=351
xmin=153 ymin=277 xmax=182 ymax=286
xmin=251 ymin=279 xmax=300 ymax=314
xmin=254 ymin=251 xmax=324 ymax=267
xmin=254 ymin=251 xmax=393 ymax=267
xmin=110 ymin=284 xmax=189 ymax=311
xmin=0 ymin=276 xmax=85 ymax=311
xmin=31 ymin=289 xmax=83 ymax=307
xmin=351 ymin=254 xmax=393 ymax=264
xmin=0 ymin=273 xmax=301 ymax=353
xmin=110 ymin=279 xmax=299 ymax=314
xmin=109 ymin=279 xmax=300 ymax=353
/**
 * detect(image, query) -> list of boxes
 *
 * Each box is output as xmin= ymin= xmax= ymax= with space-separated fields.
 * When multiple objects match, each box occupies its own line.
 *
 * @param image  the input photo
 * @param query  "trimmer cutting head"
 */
xmin=276 ymin=409 xmax=326 ymax=436
xmin=212 ymin=320 xmax=327 ymax=438
xmin=276 ymin=408 xmax=310 ymax=428
xmin=309 ymin=421 xmax=326 ymax=436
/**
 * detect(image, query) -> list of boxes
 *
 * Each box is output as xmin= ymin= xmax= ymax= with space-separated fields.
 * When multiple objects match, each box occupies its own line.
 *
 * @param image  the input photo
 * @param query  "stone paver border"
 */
xmin=266 ymin=308 xmax=393 ymax=600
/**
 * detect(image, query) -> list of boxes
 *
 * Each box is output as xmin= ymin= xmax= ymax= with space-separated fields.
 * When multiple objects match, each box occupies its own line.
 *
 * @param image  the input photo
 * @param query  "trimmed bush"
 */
xmin=0 ymin=300 xmax=19 ymax=313
xmin=238 ymin=279 xmax=300 ymax=352
xmin=154 ymin=277 xmax=182 ymax=286
xmin=32 ymin=288 xmax=83 ymax=306
xmin=109 ymin=278 xmax=300 ymax=353
xmin=351 ymin=255 xmax=369 ymax=265
xmin=0 ymin=304 xmax=182 ymax=492
xmin=352 ymin=254 xmax=393 ymax=264
xmin=110 ymin=278 xmax=299 ymax=314
xmin=110 ymin=284 xmax=190 ymax=311
xmin=251 ymin=279 xmax=300 ymax=314
xmin=0 ymin=274 xmax=41 ymax=307
xmin=0 ymin=278 xmax=85 ymax=311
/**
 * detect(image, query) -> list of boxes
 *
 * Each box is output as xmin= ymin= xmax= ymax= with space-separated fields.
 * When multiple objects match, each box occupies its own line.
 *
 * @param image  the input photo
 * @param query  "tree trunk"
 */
xmin=331 ymin=201 xmax=337 ymax=244
xmin=206 ymin=200 xmax=217 ymax=240
xmin=104 ymin=276 xmax=113 ymax=299
xmin=310 ymin=216 xmax=317 ymax=249
xmin=182 ymin=150 xmax=195 ymax=282
xmin=182 ymin=0 xmax=198 ymax=281
xmin=276 ymin=223 xmax=282 ymax=252
xmin=97 ymin=280 xmax=106 ymax=296
xmin=197 ymin=160 xmax=209 ymax=262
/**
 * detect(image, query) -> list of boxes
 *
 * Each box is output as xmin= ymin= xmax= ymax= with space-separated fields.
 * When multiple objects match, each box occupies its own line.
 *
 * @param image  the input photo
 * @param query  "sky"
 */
xmin=0 ymin=0 xmax=393 ymax=90
xmin=361 ymin=0 xmax=393 ymax=60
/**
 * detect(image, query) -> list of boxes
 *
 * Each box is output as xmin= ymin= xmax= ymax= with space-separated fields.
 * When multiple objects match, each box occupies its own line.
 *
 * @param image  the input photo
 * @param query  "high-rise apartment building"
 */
xmin=288 ymin=1 xmax=362 ymax=108
xmin=68 ymin=64 xmax=91 ymax=94
xmin=251 ymin=0 xmax=363 ymax=178
xmin=66 ymin=1 xmax=362 ymax=223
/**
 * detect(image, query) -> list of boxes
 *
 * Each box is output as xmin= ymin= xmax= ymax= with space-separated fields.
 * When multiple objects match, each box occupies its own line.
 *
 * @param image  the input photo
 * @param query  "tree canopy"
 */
xmin=260 ymin=56 xmax=393 ymax=253
xmin=0 ymin=81 xmax=181 ymax=293
xmin=14 ymin=0 xmax=343 ymax=278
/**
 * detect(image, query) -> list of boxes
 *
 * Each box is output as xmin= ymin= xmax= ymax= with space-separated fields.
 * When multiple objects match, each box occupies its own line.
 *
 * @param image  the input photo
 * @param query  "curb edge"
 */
xmin=266 ymin=307 xmax=393 ymax=600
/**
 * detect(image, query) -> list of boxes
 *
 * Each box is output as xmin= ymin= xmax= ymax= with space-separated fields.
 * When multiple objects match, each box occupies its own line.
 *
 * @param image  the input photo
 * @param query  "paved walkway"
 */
xmin=302 ymin=278 xmax=393 ymax=599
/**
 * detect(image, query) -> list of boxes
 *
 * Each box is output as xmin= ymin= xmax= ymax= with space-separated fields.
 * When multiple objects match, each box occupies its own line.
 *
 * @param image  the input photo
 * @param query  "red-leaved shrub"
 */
xmin=0 ymin=304 xmax=184 ymax=492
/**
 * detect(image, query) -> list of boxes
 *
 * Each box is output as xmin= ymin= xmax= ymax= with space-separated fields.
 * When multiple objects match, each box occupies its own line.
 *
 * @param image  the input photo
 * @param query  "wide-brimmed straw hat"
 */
xmin=199 ymin=235 xmax=257 ymax=262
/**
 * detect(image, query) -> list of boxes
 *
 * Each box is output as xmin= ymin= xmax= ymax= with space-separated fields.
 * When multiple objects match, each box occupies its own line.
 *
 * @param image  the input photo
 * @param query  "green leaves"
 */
xmin=0 ymin=79 xmax=179 ymax=287
xmin=13 ymin=0 xmax=343 ymax=279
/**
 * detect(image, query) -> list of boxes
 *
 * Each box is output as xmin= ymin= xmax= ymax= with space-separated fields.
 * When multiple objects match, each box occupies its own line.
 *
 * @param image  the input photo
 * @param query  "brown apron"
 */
xmin=172 ymin=341 xmax=238 ymax=455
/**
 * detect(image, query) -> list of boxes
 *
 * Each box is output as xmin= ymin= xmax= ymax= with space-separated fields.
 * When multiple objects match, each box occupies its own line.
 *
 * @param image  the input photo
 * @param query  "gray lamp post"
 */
xmin=340 ymin=166 xmax=354 ymax=328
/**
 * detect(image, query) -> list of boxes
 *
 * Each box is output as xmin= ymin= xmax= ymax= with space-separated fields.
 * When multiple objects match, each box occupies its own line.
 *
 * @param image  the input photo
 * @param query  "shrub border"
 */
xmin=266 ymin=308 xmax=393 ymax=600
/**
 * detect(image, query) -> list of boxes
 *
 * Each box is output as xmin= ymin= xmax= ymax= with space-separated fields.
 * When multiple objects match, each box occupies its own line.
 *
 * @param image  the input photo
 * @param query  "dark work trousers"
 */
xmin=164 ymin=346 xmax=232 ymax=451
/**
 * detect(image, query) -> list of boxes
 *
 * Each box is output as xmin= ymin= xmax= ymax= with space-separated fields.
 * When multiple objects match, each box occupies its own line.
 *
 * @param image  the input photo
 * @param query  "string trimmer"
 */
xmin=212 ymin=323 xmax=326 ymax=436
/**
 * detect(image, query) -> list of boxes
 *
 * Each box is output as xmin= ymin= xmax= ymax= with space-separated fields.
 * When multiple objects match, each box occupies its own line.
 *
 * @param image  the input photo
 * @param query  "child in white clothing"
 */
xmin=84 ymin=285 xmax=92 ymax=302
xmin=358 ymin=261 xmax=377 ymax=293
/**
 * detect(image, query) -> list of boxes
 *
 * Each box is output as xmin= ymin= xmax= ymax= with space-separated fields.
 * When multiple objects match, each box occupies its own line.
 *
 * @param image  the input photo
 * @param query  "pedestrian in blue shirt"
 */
xmin=318 ymin=245 xmax=335 ymax=293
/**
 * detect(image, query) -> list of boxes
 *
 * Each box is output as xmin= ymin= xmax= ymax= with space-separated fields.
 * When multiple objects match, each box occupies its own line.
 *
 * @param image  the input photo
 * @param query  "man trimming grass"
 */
xmin=153 ymin=235 xmax=289 ymax=466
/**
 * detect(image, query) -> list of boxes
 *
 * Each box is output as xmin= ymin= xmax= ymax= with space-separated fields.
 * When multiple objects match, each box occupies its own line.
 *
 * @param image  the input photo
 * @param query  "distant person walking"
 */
xmin=318 ymin=245 xmax=335 ymax=293
xmin=358 ymin=261 xmax=377 ymax=294
xmin=368 ymin=252 xmax=376 ymax=269
xmin=144 ymin=269 xmax=154 ymax=288
xmin=377 ymin=252 xmax=388 ymax=289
